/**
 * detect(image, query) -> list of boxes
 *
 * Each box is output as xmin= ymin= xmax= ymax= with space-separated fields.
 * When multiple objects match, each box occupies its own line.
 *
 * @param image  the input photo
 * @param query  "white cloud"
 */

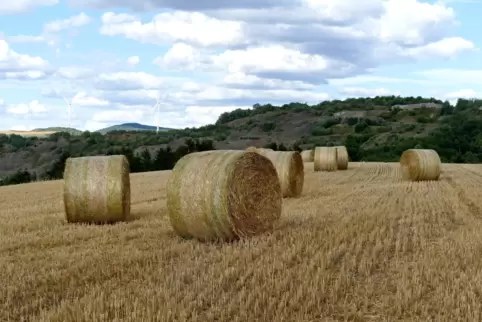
xmin=100 ymin=11 xmax=246 ymax=48
xmin=222 ymin=72 xmax=317 ymax=90
xmin=445 ymin=89 xmax=481 ymax=99
xmin=72 ymin=92 xmax=109 ymax=107
xmin=44 ymin=13 xmax=91 ymax=33
xmin=0 ymin=0 xmax=58 ymax=14
xmin=127 ymin=56 xmax=140 ymax=65
xmin=6 ymin=100 xmax=49 ymax=115
xmin=155 ymin=43 xmax=209 ymax=70
xmin=55 ymin=66 xmax=95 ymax=79
xmin=93 ymin=72 xmax=168 ymax=91
xmin=0 ymin=40 xmax=49 ymax=79
xmin=404 ymin=37 xmax=475 ymax=59
xmin=91 ymin=109 xmax=145 ymax=122
xmin=339 ymin=87 xmax=400 ymax=97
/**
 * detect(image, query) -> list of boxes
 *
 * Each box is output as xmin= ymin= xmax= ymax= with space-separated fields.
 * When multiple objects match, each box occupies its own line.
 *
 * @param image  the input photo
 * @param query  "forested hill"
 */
xmin=1 ymin=95 xmax=482 ymax=186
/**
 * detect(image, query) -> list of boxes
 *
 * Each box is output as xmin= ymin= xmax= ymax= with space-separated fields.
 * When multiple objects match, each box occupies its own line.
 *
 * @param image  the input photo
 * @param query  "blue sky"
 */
xmin=0 ymin=0 xmax=481 ymax=131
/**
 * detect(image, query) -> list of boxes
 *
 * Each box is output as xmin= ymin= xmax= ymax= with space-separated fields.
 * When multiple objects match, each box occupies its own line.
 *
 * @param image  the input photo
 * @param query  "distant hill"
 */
xmin=96 ymin=123 xmax=173 ymax=134
xmin=5 ymin=95 xmax=482 ymax=186
xmin=31 ymin=127 xmax=83 ymax=135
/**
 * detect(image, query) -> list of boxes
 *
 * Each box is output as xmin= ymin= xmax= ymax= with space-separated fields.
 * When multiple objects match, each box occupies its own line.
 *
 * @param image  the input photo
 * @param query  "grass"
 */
xmin=0 ymin=130 xmax=58 ymax=137
xmin=2 ymin=162 xmax=482 ymax=320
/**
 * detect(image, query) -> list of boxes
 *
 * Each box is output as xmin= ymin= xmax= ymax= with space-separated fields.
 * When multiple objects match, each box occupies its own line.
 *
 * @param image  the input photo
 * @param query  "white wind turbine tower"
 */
xmin=62 ymin=95 xmax=74 ymax=131
xmin=152 ymin=93 xmax=162 ymax=133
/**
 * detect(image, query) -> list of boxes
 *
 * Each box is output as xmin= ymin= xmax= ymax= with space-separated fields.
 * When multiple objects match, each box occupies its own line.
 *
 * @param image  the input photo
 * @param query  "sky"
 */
xmin=0 ymin=0 xmax=481 ymax=131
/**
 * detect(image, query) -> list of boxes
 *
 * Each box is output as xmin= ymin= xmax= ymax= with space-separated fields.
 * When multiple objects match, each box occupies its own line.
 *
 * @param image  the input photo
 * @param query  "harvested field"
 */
xmin=0 ymin=130 xmax=57 ymax=137
xmin=2 ymin=162 xmax=482 ymax=321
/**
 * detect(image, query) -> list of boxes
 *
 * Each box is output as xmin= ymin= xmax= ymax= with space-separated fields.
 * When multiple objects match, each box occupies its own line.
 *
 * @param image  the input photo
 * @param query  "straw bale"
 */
xmin=314 ymin=147 xmax=337 ymax=172
xmin=166 ymin=150 xmax=282 ymax=242
xmin=63 ymin=155 xmax=131 ymax=224
xmin=334 ymin=146 xmax=349 ymax=170
xmin=256 ymin=150 xmax=304 ymax=198
xmin=301 ymin=149 xmax=314 ymax=162
xmin=400 ymin=149 xmax=441 ymax=181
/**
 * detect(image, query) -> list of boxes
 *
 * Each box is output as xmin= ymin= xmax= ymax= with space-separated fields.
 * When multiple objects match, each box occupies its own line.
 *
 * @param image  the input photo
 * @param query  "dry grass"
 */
xmin=2 ymin=162 xmax=482 ymax=320
xmin=0 ymin=130 xmax=57 ymax=137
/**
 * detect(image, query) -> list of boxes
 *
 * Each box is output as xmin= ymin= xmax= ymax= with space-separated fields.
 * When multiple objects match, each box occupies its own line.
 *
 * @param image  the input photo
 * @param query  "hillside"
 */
xmin=96 ymin=122 xmax=173 ymax=134
xmin=1 ymin=95 xmax=482 ymax=186
xmin=31 ymin=127 xmax=83 ymax=135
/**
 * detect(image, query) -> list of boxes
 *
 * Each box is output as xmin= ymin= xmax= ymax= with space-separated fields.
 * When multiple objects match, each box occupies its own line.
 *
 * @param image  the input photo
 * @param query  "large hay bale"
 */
xmin=314 ymin=147 xmax=337 ymax=172
xmin=166 ymin=150 xmax=282 ymax=242
xmin=335 ymin=146 xmax=349 ymax=170
xmin=400 ymin=149 xmax=441 ymax=181
xmin=301 ymin=149 xmax=314 ymax=162
xmin=256 ymin=150 xmax=304 ymax=198
xmin=245 ymin=147 xmax=273 ymax=152
xmin=63 ymin=155 xmax=131 ymax=224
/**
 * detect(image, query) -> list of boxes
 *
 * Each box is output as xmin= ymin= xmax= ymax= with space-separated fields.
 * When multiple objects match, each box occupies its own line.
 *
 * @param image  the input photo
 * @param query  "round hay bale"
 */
xmin=334 ymin=146 xmax=349 ymax=170
xmin=400 ymin=149 xmax=441 ymax=181
xmin=314 ymin=147 xmax=337 ymax=172
xmin=166 ymin=150 xmax=282 ymax=242
xmin=63 ymin=155 xmax=131 ymax=224
xmin=245 ymin=147 xmax=273 ymax=153
xmin=256 ymin=150 xmax=304 ymax=198
xmin=301 ymin=149 xmax=314 ymax=162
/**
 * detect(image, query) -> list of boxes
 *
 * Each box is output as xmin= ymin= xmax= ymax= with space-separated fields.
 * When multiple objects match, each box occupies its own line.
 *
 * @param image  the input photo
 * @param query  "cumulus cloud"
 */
xmin=339 ymin=87 xmax=400 ymax=97
xmin=69 ymin=0 xmax=290 ymax=11
xmin=93 ymin=72 xmax=168 ymax=91
xmin=445 ymin=89 xmax=481 ymax=99
xmin=0 ymin=40 xmax=50 ymax=79
xmin=127 ymin=56 xmax=140 ymax=65
xmin=54 ymin=66 xmax=96 ymax=79
xmin=6 ymin=100 xmax=49 ymax=115
xmin=71 ymin=92 xmax=109 ymax=107
xmin=0 ymin=0 xmax=58 ymax=14
xmin=44 ymin=12 xmax=91 ymax=33
xmin=154 ymin=43 xmax=211 ymax=70
xmin=100 ymin=11 xmax=247 ymax=47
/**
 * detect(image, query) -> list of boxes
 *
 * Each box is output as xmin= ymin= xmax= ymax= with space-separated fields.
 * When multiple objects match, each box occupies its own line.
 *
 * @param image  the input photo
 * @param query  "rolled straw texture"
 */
xmin=63 ymin=155 xmax=131 ymax=224
xmin=400 ymin=149 xmax=441 ymax=181
xmin=335 ymin=146 xmax=349 ymax=170
xmin=256 ymin=150 xmax=304 ymax=198
xmin=314 ymin=147 xmax=337 ymax=172
xmin=301 ymin=149 xmax=314 ymax=162
xmin=166 ymin=150 xmax=282 ymax=242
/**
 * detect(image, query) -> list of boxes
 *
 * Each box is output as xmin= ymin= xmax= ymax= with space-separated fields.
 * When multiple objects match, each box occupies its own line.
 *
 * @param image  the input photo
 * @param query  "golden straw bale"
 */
xmin=334 ymin=146 xmax=349 ymax=170
xmin=301 ymin=149 xmax=314 ymax=162
xmin=400 ymin=149 xmax=441 ymax=181
xmin=166 ymin=150 xmax=282 ymax=242
xmin=256 ymin=150 xmax=304 ymax=198
xmin=314 ymin=147 xmax=337 ymax=172
xmin=63 ymin=155 xmax=131 ymax=224
xmin=245 ymin=147 xmax=273 ymax=153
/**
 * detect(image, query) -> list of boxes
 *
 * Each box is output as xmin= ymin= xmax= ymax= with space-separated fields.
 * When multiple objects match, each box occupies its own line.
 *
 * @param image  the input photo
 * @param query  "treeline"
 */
xmin=346 ymin=98 xmax=482 ymax=162
xmin=0 ymin=139 xmax=299 ymax=187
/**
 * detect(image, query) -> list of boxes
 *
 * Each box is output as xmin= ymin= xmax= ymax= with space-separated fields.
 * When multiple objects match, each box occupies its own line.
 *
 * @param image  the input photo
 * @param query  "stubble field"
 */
xmin=2 ymin=161 xmax=482 ymax=321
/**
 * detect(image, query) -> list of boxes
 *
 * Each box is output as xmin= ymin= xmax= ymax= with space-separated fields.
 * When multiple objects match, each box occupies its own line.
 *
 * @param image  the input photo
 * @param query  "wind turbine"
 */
xmin=62 ymin=95 xmax=73 ymax=131
xmin=152 ymin=93 xmax=162 ymax=133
